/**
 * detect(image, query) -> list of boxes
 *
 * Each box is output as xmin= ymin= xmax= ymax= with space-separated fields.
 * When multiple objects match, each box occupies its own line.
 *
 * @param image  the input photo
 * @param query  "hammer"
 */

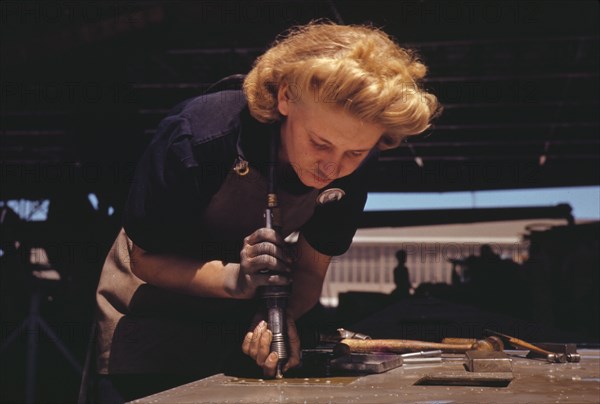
xmin=484 ymin=329 xmax=566 ymax=363
xmin=334 ymin=336 xmax=504 ymax=356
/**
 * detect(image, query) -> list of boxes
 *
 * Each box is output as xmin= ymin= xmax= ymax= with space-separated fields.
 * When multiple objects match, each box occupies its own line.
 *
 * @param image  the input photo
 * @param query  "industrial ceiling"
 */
xmin=1 ymin=0 xmax=598 ymax=199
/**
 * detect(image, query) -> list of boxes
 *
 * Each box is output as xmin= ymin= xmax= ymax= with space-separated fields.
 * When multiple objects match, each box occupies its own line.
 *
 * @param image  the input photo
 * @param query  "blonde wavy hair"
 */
xmin=243 ymin=21 xmax=441 ymax=150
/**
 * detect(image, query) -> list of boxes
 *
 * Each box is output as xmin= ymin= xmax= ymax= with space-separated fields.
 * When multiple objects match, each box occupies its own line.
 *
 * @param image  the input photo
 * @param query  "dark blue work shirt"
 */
xmin=123 ymin=90 xmax=375 ymax=260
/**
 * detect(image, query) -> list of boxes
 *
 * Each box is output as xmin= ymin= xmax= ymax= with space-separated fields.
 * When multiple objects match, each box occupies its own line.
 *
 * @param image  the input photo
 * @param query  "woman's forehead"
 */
xmin=294 ymin=100 xmax=383 ymax=147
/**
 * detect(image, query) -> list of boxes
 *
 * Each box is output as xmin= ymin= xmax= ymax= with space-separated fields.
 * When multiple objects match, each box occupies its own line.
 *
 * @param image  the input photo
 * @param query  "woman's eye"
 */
xmin=350 ymin=151 xmax=364 ymax=157
xmin=311 ymin=140 xmax=329 ymax=150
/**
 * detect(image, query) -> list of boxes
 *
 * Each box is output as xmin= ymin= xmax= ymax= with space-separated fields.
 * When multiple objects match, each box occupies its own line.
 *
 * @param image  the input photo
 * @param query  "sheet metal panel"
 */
xmin=131 ymin=349 xmax=600 ymax=403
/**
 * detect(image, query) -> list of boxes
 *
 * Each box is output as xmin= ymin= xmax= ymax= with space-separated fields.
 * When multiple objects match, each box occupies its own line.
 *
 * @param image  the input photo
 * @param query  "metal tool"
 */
xmin=298 ymin=344 xmax=442 ymax=376
xmin=256 ymin=130 xmax=290 ymax=379
xmin=298 ymin=350 xmax=442 ymax=376
xmin=401 ymin=350 xmax=443 ymax=364
xmin=527 ymin=342 xmax=581 ymax=363
xmin=484 ymin=329 xmax=567 ymax=363
xmin=337 ymin=328 xmax=371 ymax=340
xmin=320 ymin=328 xmax=372 ymax=344
xmin=401 ymin=350 xmax=442 ymax=358
xmin=465 ymin=350 xmax=513 ymax=373
xmin=330 ymin=353 xmax=404 ymax=374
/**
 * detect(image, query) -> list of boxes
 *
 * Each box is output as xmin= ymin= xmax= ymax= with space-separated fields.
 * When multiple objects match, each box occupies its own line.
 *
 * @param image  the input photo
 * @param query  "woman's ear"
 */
xmin=277 ymin=83 xmax=290 ymax=117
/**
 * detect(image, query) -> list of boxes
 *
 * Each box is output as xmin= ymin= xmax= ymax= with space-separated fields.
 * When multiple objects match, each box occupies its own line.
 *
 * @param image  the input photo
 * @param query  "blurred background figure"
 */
xmin=391 ymin=250 xmax=411 ymax=300
xmin=462 ymin=244 xmax=522 ymax=315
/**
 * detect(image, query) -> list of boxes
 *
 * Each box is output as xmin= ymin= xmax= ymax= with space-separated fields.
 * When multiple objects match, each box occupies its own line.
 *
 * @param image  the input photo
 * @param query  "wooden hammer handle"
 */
xmin=484 ymin=330 xmax=554 ymax=356
xmin=442 ymin=337 xmax=477 ymax=345
xmin=504 ymin=337 xmax=555 ymax=356
xmin=335 ymin=339 xmax=474 ymax=355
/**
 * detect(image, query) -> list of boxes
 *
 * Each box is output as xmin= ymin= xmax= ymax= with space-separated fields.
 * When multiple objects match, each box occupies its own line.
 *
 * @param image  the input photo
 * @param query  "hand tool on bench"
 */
xmin=336 ymin=328 xmax=371 ymax=340
xmin=296 ymin=348 xmax=404 ymax=376
xmin=464 ymin=350 xmax=513 ymax=373
xmin=484 ymin=329 xmax=566 ymax=363
xmin=299 ymin=330 xmax=444 ymax=376
xmin=290 ymin=350 xmax=444 ymax=377
xmin=400 ymin=350 xmax=443 ymax=364
xmin=319 ymin=328 xmax=371 ymax=344
xmin=334 ymin=336 xmax=504 ymax=356
xmin=528 ymin=342 xmax=580 ymax=362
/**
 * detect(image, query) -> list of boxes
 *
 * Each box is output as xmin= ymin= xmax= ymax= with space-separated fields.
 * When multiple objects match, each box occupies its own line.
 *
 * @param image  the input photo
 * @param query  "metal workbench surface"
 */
xmin=131 ymin=349 xmax=600 ymax=403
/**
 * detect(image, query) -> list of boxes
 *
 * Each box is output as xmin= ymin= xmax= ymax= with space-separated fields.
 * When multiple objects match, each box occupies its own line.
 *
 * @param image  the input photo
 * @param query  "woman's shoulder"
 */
xmin=147 ymin=90 xmax=247 ymax=168
xmin=177 ymin=90 xmax=248 ymax=147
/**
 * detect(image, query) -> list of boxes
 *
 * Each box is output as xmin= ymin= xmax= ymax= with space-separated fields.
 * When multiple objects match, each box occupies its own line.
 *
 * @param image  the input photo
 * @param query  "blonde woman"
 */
xmin=94 ymin=21 xmax=440 ymax=402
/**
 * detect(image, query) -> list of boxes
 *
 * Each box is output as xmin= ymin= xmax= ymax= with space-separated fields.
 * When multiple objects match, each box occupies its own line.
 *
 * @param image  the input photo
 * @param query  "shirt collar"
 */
xmin=238 ymin=107 xmax=313 ymax=195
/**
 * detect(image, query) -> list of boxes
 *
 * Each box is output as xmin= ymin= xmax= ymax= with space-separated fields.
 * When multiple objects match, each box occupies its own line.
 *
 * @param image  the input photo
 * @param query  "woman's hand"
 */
xmin=234 ymin=228 xmax=293 ymax=298
xmin=241 ymin=315 xmax=301 ymax=378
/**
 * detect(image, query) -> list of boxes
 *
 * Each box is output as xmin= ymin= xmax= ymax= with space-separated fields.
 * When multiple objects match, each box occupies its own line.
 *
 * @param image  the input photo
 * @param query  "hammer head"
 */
xmin=472 ymin=336 xmax=504 ymax=352
xmin=527 ymin=343 xmax=579 ymax=363
xmin=546 ymin=353 xmax=568 ymax=363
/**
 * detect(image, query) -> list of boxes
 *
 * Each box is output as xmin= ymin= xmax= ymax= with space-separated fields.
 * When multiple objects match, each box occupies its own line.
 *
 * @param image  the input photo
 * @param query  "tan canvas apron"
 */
xmin=95 ymin=163 xmax=319 ymax=375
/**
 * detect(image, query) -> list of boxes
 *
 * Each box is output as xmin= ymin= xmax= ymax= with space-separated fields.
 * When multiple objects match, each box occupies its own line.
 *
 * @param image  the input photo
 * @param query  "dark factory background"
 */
xmin=1 ymin=1 xmax=598 ymax=402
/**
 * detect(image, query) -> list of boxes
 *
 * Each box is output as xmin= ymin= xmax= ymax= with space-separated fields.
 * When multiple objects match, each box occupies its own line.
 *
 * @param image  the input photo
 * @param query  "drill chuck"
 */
xmin=258 ymin=284 xmax=291 ymax=378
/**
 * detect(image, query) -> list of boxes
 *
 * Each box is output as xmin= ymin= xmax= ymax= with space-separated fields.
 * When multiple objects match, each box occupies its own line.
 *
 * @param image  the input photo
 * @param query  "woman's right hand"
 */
xmin=242 ymin=314 xmax=301 ymax=378
xmin=234 ymin=227 xmax=293 ymax=298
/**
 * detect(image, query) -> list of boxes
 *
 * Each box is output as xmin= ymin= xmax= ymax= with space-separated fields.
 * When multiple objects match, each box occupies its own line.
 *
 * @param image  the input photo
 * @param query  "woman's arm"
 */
xmin=129 ymin=227 xmax=293 ymax=300
xmin=130 ymin=242 xmax=245 ymax=298
xmin=287 ymin=233 xmax=332 ymax=320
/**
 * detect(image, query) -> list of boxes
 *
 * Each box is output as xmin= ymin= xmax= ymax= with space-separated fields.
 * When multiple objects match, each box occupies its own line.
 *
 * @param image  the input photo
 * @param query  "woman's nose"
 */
xmin=320 ymin=156 xmax=344 ymax=179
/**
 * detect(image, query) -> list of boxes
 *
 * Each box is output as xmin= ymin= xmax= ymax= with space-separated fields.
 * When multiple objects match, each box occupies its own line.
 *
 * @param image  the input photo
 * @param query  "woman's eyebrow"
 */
xmin=309 ymin=131 xmax=333 ymax=145
xmin=310 ymin=131 xmax=371 ymax=152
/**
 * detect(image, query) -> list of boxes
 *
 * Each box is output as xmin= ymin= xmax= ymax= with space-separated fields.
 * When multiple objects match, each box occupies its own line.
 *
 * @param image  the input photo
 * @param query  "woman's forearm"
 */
xmin=130 ymin=243 xmax=247 ymax=299
xmin=287 ymin=269 xmax=326 ymax=319
xmin=286 ymin=235 xmax=332 ymax=320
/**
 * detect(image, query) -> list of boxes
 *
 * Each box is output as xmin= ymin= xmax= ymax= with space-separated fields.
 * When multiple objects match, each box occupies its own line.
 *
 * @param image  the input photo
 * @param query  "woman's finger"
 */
xmin=248 ymin=321 xmax=265 ymax=358
xmin=262 ymin=352 xmax=278 ymax=378
xmin=283 ymin=319 xmax=301 ymax=372
xmin=255 ymin=328 xmax=272 ymax=366
xmin=244 ymin=228 xmax=286 ymax=248
xmin=241 ymin=331 xmax=253 ymax=355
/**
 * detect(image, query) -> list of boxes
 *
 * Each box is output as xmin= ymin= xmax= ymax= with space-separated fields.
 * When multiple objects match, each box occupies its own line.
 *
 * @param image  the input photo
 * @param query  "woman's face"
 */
xmin=277 ymin=85 xmax=384 ymax=189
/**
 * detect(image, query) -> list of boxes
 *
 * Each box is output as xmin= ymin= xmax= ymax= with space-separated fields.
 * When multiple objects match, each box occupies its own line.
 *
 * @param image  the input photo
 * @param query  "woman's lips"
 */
xmin=314 ymin=171 xmax=332 ymax=184
xmin=316 ymin=179 xmax=330 ymax=186
xmin=293 ymin=165 xmax=333 ymax=187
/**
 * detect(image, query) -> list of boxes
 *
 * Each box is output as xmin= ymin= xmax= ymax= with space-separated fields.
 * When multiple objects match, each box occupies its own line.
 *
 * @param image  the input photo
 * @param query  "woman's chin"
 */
xmin=299 ymin=175 xmax=332 ymax=189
